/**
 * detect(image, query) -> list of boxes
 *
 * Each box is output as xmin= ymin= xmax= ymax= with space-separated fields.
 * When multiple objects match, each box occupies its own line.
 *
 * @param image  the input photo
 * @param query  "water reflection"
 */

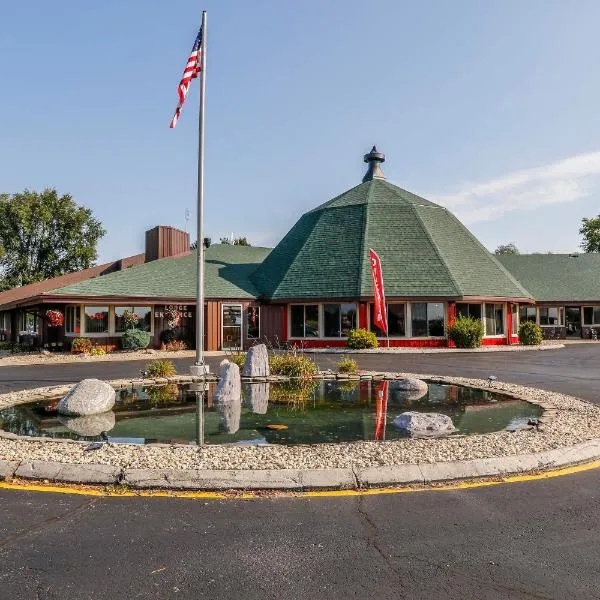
xmin=245 ymin=382 xmax=270 ymax=414
xmin=59 ymin=412 xmax=116 ymax=437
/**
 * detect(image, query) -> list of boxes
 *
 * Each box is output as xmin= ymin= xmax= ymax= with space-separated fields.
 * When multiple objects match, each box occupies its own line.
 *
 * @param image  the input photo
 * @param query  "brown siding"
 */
xmin=152 ymin=304 xmax=195 ymax=348
xmin=206 ymin=302 xmax=220 ymax=351
xmin=145 ymin=226 xmax=190 ymax=263
xmin=259 ymin=304 xmax=284 ymax=347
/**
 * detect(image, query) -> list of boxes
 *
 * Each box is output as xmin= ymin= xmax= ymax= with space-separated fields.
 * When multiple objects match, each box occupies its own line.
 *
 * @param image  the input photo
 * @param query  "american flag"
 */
xmin=169 ymin=28 xmax=202 ymax=129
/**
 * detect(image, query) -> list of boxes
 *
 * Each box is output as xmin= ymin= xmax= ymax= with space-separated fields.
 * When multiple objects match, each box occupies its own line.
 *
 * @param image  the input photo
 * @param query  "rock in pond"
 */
xmin=243 ymin=344 xmax=270 ymax=377
xmin=59 ymin=411 xmax=116 ymax=437
xmin=215 ymin=361 xmax=242 ymax=434
xmin=394 ymin=411 xmax=456 ymax=436
xmin=396 ymin=378 xmax=428 ymax=393
xmin=57 ymin=379 xmax=116 ymax=416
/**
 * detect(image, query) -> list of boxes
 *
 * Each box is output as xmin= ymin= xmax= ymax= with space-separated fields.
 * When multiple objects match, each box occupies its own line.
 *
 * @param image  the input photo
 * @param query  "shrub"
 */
xmin=0 ymin=342 xmax=19 ymax=352
xmin=347 ymin=328 xmax=378 ymax=349
xmin=88 ymin=347 xmax=107 ymax=356
xmin=146 ymin=360 xmax=177 ymax=378
xmin=227 ymin=351 xmax=246 ymax=369
xmin=448 ymin=315 xmax=484 ymax=349
xmin=121 ymin=329 xmax=151 ymax=350
xmin=337 ymin=357 xmax=359 ymax=374
xmin=519 ymin=321 xmax=543 ymax=345
xmin=165 ymin=340 xmax=188 ymax=352
xmin=71 ymin=337 xmax=92 ymax=354
xmin=269 ymin=352 xmax=319 ymax=379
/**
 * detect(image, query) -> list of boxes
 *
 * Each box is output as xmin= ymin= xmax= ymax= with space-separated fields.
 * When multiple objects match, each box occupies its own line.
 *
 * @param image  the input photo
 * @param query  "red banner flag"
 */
xmin=374 ymin=380 xmax=389 ymax=441
xmin=369 ymin=249 xmax=388 ymax=336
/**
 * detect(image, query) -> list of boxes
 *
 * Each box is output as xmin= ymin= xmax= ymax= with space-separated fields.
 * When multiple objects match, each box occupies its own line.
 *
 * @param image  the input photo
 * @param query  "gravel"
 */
xmin=0 ymin=372 xmax=599 ymax=471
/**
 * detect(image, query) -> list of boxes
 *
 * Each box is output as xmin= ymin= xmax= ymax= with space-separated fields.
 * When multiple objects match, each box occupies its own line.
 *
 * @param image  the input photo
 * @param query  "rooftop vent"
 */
xmin=362 ymin=146 xmax=386 ymax=182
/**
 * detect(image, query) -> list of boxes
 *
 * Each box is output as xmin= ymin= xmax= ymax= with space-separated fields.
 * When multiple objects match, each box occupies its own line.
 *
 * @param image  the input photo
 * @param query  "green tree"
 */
xmin=219 ymin=236 xmax=251 ymax=246
xmin=494 ymin=243 xmax=520 ymax=255
xmin=0 ymin=188 xmax=106 ymax=288
xmin=580 ymin=215 xmax=600 ymax=252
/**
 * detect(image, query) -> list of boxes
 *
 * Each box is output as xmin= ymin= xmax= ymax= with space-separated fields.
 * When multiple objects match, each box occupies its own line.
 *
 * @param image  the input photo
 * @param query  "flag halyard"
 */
xmin=169 ymin=28 xmax=203 ymax=128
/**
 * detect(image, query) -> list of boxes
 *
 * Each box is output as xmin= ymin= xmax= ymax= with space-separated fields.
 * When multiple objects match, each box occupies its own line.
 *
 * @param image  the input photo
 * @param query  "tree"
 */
xmin=580 ymin=215 xmax=600 ymax=253
xmin=0 ymin=188 xmax=106 ymax=288
xmin=494 ymin=243 xmax=520 ymax=256
xmin=219 ymin=236 xmax=251 ymax=246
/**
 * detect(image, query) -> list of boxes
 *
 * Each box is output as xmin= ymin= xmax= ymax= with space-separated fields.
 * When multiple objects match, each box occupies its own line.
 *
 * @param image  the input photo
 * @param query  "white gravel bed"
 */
xmin=1 ymin=372 xmax=599 ymax=471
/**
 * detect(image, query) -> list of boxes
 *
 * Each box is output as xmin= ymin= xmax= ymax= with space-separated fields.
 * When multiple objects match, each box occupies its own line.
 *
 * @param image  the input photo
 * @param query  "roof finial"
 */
xmin=362 ymin=146 xmax=386 ymax=182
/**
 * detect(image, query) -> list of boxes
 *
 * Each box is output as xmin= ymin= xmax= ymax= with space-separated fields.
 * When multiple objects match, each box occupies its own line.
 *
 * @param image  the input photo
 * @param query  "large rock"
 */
xmin=396 ymin=378 xmax=428 ymax=393
xmin=245 ymin=383 xmax=270 ymax=414
xmin=57 ymin=379 xmax=116 ymax=416
xmin=59 ymin=411 xmax=116 ymax=437
xmin=215 ymin=361 xmax=242 ymax=434
xmin=393 ymin=411 xmax=456 ymax=436
xmin=242 ymin=344 xmax=270 ymax=377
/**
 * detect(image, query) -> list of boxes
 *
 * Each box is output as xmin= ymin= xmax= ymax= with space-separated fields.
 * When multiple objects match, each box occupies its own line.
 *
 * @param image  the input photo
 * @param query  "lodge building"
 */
xmin=1 ymin=148 xmax=599 ymax=351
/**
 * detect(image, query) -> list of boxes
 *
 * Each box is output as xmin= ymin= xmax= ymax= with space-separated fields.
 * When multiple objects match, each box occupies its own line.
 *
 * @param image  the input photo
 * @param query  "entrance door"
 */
xmin=565 ymin=306 xmax=581 ymax=338
xmin=221 ymin=304 xmax=243 ymax=350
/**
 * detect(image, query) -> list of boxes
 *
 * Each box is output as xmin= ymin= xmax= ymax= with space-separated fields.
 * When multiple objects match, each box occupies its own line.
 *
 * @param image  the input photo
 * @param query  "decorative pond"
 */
xmin=0 ymin=380 xmax=542 ymax=446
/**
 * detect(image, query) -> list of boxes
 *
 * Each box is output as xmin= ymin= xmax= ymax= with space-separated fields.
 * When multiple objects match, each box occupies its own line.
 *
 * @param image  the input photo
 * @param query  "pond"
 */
xmin=0 ymin=380 xmax=542 ymax=446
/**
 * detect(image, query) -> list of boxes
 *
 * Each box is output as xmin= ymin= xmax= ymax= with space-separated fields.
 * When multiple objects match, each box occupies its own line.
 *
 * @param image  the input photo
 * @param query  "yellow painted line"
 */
xmin=0 ymin=459 xmax=599 ymax=500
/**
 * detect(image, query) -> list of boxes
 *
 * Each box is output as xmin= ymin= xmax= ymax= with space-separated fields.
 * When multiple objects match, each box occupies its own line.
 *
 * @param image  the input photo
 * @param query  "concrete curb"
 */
xmin=306 ymin=344 xmax=565 ymax=355
xmin=2 ymin=440 xmax=599 ymax=491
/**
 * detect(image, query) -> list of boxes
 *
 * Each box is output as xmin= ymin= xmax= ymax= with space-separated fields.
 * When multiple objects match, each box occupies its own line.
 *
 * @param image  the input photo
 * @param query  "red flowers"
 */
xmin=45 ymin=310 xmax=64 ymax=327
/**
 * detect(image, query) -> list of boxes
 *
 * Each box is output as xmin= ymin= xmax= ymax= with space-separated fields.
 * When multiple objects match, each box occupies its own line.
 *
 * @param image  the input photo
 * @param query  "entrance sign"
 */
xmin=369 ymin=249 xmax=388 ymax=336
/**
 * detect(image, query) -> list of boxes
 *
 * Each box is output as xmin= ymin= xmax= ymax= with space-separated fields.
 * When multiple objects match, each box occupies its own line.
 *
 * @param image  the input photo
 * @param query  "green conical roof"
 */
xmin=251 ymin=178 xmax=531 ymax=301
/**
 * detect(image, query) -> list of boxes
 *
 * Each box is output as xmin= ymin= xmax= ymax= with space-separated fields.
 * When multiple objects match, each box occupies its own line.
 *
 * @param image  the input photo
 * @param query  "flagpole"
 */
xmin=195 ymin=10 xmax=207 ymax=369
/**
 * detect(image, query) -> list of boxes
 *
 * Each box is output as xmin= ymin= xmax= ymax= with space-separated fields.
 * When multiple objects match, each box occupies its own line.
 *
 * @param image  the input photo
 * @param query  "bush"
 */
xmin=0 ymin=342 xmax=19 ymax=352
xmin=519 ymin=320 xmax=543 ymax=345
xmin=71 ymin=337 xmax=92 ymax=353
xmin=164 ymin=340 xmax=188 ymax=351
xmin=337 ymin=357 xmax=359 ymax=374
xmin=88 ymin=347 xmax=107 ymax=356
xmin=347 ymin=328 xmax=378 ymax=349
xmin=448 ymin=315 xmax=484 ymax=348
xmin=269 ymin=352 xmax=319 ymax=379
xmin=146 ymin=360 xmax=177 ymax=377
xmin=121 ymin=329 xmax=151 ymax=350
xmin=227 ymin=351 xmax=246 ymax=369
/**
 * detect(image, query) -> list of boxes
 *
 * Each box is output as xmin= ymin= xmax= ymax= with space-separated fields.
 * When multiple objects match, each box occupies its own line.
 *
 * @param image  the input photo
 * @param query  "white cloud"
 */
xmin=431 ymin=151 xmax=600 ymax=223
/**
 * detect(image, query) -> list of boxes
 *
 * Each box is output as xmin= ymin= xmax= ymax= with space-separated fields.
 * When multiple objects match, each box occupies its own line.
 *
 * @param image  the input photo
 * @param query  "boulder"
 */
xmin=215 ymin=361 xmax=242 ymax=434
xmin=59 ymin=411 xmax=116 ymax=437
xmin=396 ymin=378 xmax=428 ymax=393
xmin=57 ymin=379 xmax=116 ymax=416
xmin=242 ymin=344 xmax=270 ymax=377
xmin=393 ymin=411 xmax=456 ymax=437
xmin=393 ymin=388 xmax=427 ymax=403
xmin=245 ymin=383 xmax=270 ymax=414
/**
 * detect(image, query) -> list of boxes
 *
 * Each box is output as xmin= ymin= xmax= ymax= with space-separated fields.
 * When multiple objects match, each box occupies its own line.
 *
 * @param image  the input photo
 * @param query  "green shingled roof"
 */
xmin=251 ymin=178 xmax=532 ymax=300
xmin=46 ymin=244 xmax=271 ymax=299
xmin=498 ymin=254 xmax=600 ymax=302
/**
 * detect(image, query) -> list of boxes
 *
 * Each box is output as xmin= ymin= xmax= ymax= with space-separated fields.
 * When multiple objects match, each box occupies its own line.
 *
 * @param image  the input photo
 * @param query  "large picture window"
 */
xmin=370 ymin=303 xmax=406 ymax=337
xmin=290 ymin=305 xmax=319 ymax=337
xmin=519 ymin=306 xmax=537 ymax=323
xmin=583 ymin=306 xmax=600 ymax=326
xmin=247 ymin=306 xmax=260 ymax=339
xmin=485 ymin=304 xmax=504 ymax=335
xmin=539 ymin=307 xmax=563 ymax=326
xmin=114 ymin=306 xmax=151 ymax=332
xmin=411 ymin=303 xmax=445 ymax=337
xmin=19 ymin=312 xmax=38 ymax=334
xmin=324 ymin=303 xmax=357 ymax=337
xmin=456 ymin=303 xmax=482 ymax=321
xmin=511 ymin=304 xmax=518 ymax=335
xmin=65 ymin=306 xmax=81 ymax=334
xmin=0 ymin=312 xmax=9 ymax=332
xmin=84 ymin=306 xmax=109 ymax=334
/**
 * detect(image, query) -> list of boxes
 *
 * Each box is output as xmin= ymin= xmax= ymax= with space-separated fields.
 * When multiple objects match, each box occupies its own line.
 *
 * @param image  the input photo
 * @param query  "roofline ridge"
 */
xmin=412 ymin=205 xmax=463 ymax=297
xmin=357 ymin=180 xmax=374 ymax=296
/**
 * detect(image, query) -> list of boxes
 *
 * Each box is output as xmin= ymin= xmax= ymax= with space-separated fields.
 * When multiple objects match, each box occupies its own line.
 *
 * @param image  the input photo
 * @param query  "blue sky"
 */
xmin=2 ymin=0 xmax=600 ymax=261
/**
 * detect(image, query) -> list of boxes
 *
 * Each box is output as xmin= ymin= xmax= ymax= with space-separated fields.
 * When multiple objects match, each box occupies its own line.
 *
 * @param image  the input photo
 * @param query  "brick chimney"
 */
xmin=145 ymin=226 xmax=190 ymax=262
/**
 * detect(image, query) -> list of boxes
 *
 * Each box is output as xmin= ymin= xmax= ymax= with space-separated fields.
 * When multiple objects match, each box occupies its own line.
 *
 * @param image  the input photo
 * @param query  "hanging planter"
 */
xmin=122 ymin=310 xmax=140 ymax=330
xmin=45 ymin=309 xmax=64 ymax=327
xmin=164 ymin=306 xmax=180 ymax=330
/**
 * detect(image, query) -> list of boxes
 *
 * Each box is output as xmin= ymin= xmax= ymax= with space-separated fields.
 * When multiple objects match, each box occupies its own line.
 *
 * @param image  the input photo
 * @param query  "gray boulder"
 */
xmin=59 ymin=411 xmax=116 ymax=437
xmin=242 ymin=344 xmax=270 ymax=377
xmin=215 ymin=361 xmax=242 ymax=434
xmin=245 ymin=382 xmax=270 ymax=414
xmin=396 ymin=378 xmax=428 ymax=393
xmin=394 ymin=411 xmax=456 ymax=436
xmin=57 ymin=379 xmax=116 ymax=416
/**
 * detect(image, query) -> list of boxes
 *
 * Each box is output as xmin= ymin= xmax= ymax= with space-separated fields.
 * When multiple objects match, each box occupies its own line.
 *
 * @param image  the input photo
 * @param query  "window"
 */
xmin=519 ymin=306 xmax=537 ymax=323
xmin=583 ymin=306 xmax=600 ymax=326
xmin=0 ymin=312 xmax=9 ymax=332
xmin=247 ymin=306 xmax=260 ymax=339
xmin=539 ymin=307 xmax=563 ymax=326
xmin=370 ymin=303 xmax=406 ymax=337
xmin=485 ymin=304 xmax=504 ymax=335
xmin=84 ymin=306 xmax=109 ymax=334
xmin=114 ymin=306 xmax=151 ymax=333
xmin=411 ymin=303 xmax=445 ymax=337
xmin=511 ymin=304 xmax=518 ymax=335
xmin=324 ymin=303 xmax=357 ymax=337
xmin=456 ymin=303 xmax=482 ymax=320
xmin=290 ymin=305 xmax=319 ymax=337
xmin=65 ymin=306 xmax=81 ymax=334
xmin=20 ymin=312 xmax=38 ymax=334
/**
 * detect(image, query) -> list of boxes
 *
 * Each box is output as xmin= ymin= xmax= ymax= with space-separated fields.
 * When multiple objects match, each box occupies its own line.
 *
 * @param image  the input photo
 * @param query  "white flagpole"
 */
xmin=194 ymin=10 xmax=207 ymax=369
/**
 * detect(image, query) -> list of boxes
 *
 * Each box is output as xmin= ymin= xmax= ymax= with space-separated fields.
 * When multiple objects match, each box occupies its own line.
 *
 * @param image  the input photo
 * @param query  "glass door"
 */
xmin=222 ymin=304 xmax=243 ymax=350
xmin=565 ymin=306 xmax=581 ymax=338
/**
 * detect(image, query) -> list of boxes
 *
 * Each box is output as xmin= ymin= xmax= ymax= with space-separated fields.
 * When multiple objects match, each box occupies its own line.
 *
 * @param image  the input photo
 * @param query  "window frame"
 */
xmin=323 ymin=303 xmax=357 ymax=338
xmin=289 ymin=304 xmax=321 ymax=339
xmin=246 ymin=306 xmax=261 ymax=340
xmin=583 ymin=306 xmax=600 ymax=326
xmin=538 ymin=306 xmax=564 ymax=327
xmin=410 ymin=302 xmax=446 ymax=338
xmin=368 ymin=302 xmax=407 ymax=338
xmin=484 ymin=303 xmax=505 ymax=337
xmin=114 ymin=306 xmax=153 ymax=334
